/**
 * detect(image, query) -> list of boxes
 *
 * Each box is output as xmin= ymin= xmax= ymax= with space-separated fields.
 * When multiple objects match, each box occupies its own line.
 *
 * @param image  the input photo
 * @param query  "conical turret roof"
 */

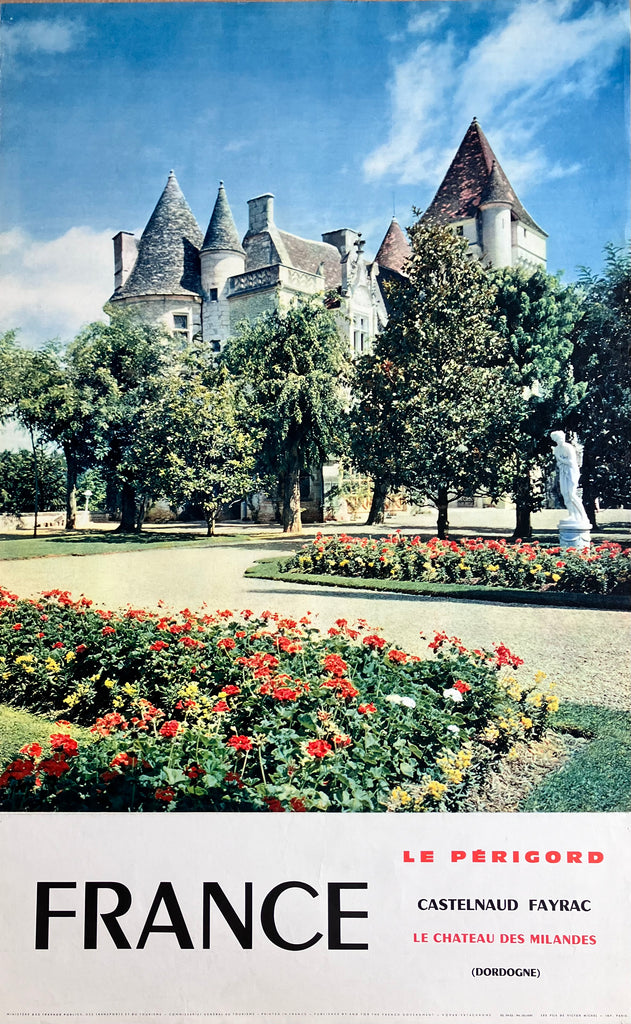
xmin=422 ymin=119 xmax=546 ymax=235
xmin=374 ymin=217 xmax=411 ymax=275
xmin=118 ymin=171 xmax=203 ymax=297
xmin=202 ymin=181 xmax=244 ymax=254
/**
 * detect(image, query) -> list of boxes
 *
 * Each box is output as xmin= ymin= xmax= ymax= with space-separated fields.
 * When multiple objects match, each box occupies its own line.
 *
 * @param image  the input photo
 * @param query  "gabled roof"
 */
xmin=118 ymin=171 xmax=203 ymax=298
xmin=277 ymin=230 xmax=342 ymax=291
xmin=202 ymin=181 xmax=244 ymax=254
xmin=422 ymin=119 xmax=546 ymax=236
xmin=374 ymin=218 xmax=411 ymax=275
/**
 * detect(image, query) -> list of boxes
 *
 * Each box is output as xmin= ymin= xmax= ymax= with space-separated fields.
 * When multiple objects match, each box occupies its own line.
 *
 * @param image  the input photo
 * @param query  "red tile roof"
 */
xmin=423 ymin=119 xmax=546 ymax=235
xmin=374 ymin=218 xmax=411 ymax=275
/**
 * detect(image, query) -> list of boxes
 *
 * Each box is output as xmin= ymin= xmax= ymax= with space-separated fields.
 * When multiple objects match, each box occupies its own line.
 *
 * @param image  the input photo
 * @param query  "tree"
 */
xmin=569 ymin=245 xmax=631 ymax=524
xmin=0 ymin=449 xmax=66 ymax=514
xmin=123 ymin=355 xmax=259 ymax=536
xmin=67 ymin=310 xmax=177 ymax=532
xmin=222 ymin=300 xmax=350 ymax=534
xmin=490 ymin=267 xmax=584 ymax=538
xmin=351 ymin=221 xmax=518 ymax=538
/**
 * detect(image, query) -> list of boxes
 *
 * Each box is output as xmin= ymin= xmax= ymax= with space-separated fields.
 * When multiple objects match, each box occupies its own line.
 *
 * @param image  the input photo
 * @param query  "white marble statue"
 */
xmin=550 ymin=431 xmax=592 ymax=548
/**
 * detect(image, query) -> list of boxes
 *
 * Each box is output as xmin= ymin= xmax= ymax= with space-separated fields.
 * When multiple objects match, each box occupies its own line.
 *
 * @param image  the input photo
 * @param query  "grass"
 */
xmin=1 ymin=700 xmax=628 ymax=813
xmin=245 ymin=557 xmax=631 ymax=611
xmin=0 ymin=705 xmax=90 ymax=764
xmin=0 ymin=529 xmax=259 ymax=561
xmin=521 ymin=703 xmax=631 ymax=812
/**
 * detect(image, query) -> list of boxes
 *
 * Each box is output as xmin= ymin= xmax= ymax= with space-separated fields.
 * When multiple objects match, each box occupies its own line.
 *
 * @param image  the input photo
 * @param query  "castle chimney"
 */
xmin=247 ymin=194 xmax=274 ymax=234
xmin=113 ymin=231 xmax=138 ymax=291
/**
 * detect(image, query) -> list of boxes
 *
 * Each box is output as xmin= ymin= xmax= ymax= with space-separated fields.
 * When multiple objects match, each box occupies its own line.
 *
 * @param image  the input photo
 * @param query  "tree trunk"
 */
xmin=436 ymin=486 xmax=449 ymax=539
xmin=116 ymin=482 xmax=137 ymax=533
xmin=64 ymin=446 xmax=78 ymax=531
xmin=29 ymin=428 xmax=39 ymax=538
xmin=282 ymin=452 xmax=302 ymax=534
xmin=135 ymin=493 xmax=150 ymax=532
xmin=366 ymin=477 xmax=388 ymax=525
xmin=513 ymin=501 xmax=532 ymax=541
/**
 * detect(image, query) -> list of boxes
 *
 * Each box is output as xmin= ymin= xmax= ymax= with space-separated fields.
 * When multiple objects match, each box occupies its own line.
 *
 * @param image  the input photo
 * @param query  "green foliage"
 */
xmin=123 ymin=352 xmax=259 ymax=535
xmin=489 ymin=267 xmax=585 ymax=534
xmin=0 ymin=449 xmax=66 ymax=513
xmin=222 ymin=299 xmax=350 ymax=533
xmin=350 ymin=223 xmax=519 ymax=535
xmin=570 ymin=245 xmax=631 ymax=518
xmin=281 ymin=534 xmax=631 ymax=595
xmin=522 ymin=703 xmax=631 ymax=812
xmin=0 ymin=589 xmax=556 ymax=811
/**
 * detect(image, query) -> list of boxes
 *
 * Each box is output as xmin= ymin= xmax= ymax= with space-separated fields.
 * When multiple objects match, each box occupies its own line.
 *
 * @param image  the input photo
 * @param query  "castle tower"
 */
xmin=373 ymin=217 xmax=412 ymax=313
xmin=110 ymin=170 xmax=204 ymax=342
xmin=200 ymin=181 xmax=245 ymax=350
xmin=422 ymin=118 xmax=547 ymax=271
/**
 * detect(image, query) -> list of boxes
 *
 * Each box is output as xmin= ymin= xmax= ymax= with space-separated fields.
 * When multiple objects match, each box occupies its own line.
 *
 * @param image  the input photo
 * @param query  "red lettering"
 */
xmin=451 ymin=851 xmax=466 ymax=862
xmin=403 ymin=851 xmax=415 ymax=863
xmin=472 ymin=849 xmax=485 ymax=863
xmin=420 ymin=851 xmax=434 ymax=863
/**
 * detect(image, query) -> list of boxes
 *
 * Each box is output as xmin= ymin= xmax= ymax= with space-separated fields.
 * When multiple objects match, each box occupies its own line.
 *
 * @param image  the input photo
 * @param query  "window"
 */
xmin=173 ymin=313 xmax=189 ymax=342
xmin=456 ymin=225 xmax=464 ymax=236
xmin=209 ymin=288 xmax=218 ymax=301
xmin=353 ymin=315 xmax=368 ymax=356
xmin=209 ymin=339 xmax=221 ymax=353
xmin=299 ymin=472 xmax=312 ymax=500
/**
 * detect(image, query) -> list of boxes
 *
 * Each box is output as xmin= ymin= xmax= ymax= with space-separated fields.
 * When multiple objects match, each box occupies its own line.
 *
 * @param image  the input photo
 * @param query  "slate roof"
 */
xmin=422 ymin=119 xmax=546 ymax=236
xmin=277 ymin=230 xmax=342 ymax=291
xmin=374 ymin=218 xmax=411 ymax=275
xmin=202 ymin=181 xmax=244 ymax=254
xmin=117 ymin=171 xmax=204 ymax=298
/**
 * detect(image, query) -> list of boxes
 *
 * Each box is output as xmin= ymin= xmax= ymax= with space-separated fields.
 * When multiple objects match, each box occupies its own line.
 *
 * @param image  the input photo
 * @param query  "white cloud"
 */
xmin=0 ymin=226 xmax=115 ymax=349
xmin=364 ymin=0 xmax=628 ymax=189
xmin=1 ymin=17 xmax=86 ymax=55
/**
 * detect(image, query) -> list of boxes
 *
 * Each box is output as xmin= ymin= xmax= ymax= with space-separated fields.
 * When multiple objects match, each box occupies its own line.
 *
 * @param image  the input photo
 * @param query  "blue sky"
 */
xmin=0 ymin=0 xmax=629 ymax=350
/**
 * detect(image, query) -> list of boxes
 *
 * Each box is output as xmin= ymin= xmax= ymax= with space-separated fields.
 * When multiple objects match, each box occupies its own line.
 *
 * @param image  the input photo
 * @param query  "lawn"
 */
xmin=0 ymin=529 xmax=257 ymax=560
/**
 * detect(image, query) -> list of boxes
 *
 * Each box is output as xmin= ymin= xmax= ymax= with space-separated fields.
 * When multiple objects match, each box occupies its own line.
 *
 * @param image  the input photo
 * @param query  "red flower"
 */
xmin=3 ymin=758 xmax=36 ymax=781
xmin=149 ymin=640 xmax=169 ymax=652
xmin=75 ymin=644 xmax=87 ymax=654
xmin=323 ymin=653 xmax=348 ymax=677
xmin=225 ymin=771 xmax=244 ymax=789
xmin=222 ymin=684 xmax=241 ymax=696
xmin=453 ymin=680 xmax=471 ymax=694
xmin=212 ymin=700 xmax=229 ymax=714
xmin=358 ymin=703 xmax=377 ymax=715
xmin=363 ymin=634 xmax=386 ymax=650
xmin=39 ymin=754 xmax=71 ymax=778
xmin=50 ymin=734 xmax=79 ymax=757
xmin=227 ymin=735 xmax=253 ymax=752
xmin=179 ymin=636 xmax=204 ymax=648
xmin=110 ymin=752 xmax=137 ymax=769
xmin=493 ymin=643 xmax=524 ymax=669
xmin=155 ymin=786 xmax=176 ymax=803
xmin=290 ymin=797 xmax=307 ymax=812
xmin=217 ymin=637 xmax=236 ymax=650
xmin=12 ymin=623 xmax=22 ymax=631
xmin=306 ymin=739 xmax=332 ymax=759
xmin=184 ymin=764 xmax=205 ymax=780
xmin=387 ymin=648 xmax=407 ymax=663
xmin=272 ymin=687 xmax=300 ymax=701
xmin=333 ymin=734 xmax=352 ymax=747
xmin=263 ymin=797 xmax=285 ymax=812
xmin=52 ymin=641 xmax=64 ymax=649
xmin=102 ymin=626 xmax=116 ymax=636
xmin=19 ymin=742 xmax=43 ymax=759
xmin=159 ymin=720 xmax=180 ymax=738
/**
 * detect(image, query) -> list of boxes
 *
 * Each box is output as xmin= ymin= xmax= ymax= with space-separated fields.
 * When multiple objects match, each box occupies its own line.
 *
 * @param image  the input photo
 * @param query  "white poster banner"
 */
xmin=1 ymin=811 xmax=629 ymax=1023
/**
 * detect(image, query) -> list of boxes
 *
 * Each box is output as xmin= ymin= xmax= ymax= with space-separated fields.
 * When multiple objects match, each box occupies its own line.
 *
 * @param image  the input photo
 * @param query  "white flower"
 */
xmin=443 ymin=688 xmax=463 ymax=703
xmin=400 ymin=696 xmax=416 ymax=709
xmin=447 ymin=724 xmax=460 ymax=734
xmin=384 ymin=694 xmax=402 ymax=705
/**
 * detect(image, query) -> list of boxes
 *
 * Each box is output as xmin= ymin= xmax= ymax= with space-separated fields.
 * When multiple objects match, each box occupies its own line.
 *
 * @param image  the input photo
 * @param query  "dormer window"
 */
xmin=173 ymin=313 xmax=189 ymax=342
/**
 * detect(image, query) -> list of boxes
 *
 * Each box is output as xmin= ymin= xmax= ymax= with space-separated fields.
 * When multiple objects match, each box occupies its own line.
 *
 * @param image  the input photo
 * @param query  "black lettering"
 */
xmin=84 ymin=882 xmax=132 ymax=949
xmin=327 ymin=882 xmax=368 ymax=950
xmin=35 ymin=883 xmax=76 ymax=949
xmin=136 ymin=883 xmax=194 ymax=949
xmin=203 ymin=883 xmax=252 ymax=949
xmin=260 ymin=881 xmax=322 ymax=951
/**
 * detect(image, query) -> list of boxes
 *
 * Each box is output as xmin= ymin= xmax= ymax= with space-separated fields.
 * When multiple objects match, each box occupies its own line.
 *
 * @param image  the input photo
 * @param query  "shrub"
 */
xmin=0 ymin=588 xmax=557 ymax=811
xmin=281 ymin=534 xmax=631 ymax=595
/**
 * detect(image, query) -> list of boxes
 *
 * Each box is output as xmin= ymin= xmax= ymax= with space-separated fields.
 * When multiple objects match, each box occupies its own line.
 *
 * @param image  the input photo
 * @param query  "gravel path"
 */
xmin=1 ymin=539 xmax=629 ymax=712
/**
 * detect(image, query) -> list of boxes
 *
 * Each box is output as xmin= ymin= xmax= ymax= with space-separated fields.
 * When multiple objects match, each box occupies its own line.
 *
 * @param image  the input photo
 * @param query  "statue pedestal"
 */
xmin=558 ymin=518 xmax=592 ymax=551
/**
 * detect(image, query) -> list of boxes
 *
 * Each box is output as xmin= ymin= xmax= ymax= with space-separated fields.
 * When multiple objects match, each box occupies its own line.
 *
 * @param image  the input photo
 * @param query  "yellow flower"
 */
xmin=112 ymin=696 xmax=124 ymax=709
xmin=123 ymin=682 xmax=137 ymax=697
xmin=534 ymin=670 xmax=547 ymax=684
xmin=65 ymin=651 xmax=76 ymax=662
xmin=459 ymin=561 xmax=468 ymax=570
xmin=390 ymin=786 xmax=412 ymax=807
xmin=520 ymin=716 xmax=533 ymax=730
xmin=526 ymin=691 xmax=543 ymax=707
xmin=15 ymin=653 xmax=35 ymax=664
xmin=486 ymin=564 xmax=499 ymax=573
xmin=551 ymin=573 xmax=561 ymax=582
xmin=64 ymin=693 xmax=80 ymax=708
xmin=45 ymin=657 xmax=61 ymax=674
xmin=483 ymin=724 xmax=500 ymax=742
xmin=103 ymin=678 xmax=116 ymax=689
xmin=546 ymin=695 xmax=560 ymax=713
xmin=426 ymin=780 xmax=447 ymax=801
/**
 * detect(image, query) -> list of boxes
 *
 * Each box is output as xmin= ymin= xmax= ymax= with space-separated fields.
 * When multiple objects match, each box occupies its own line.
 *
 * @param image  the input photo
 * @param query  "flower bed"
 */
xmin=0 ymin=588 xmax=557 ymax=812
xmin=281 ymin=534 xmax=631 ymax=595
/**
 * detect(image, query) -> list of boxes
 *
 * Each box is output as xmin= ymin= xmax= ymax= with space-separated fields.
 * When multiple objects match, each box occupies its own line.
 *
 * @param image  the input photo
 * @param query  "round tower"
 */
xmin=200 ymin=182 xmax=245 ymax=349
xmin=479 ymin=161 xmax=513 ymax=268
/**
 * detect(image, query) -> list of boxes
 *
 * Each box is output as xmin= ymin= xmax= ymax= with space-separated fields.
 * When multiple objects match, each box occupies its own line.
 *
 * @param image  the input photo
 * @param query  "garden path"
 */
xmin=1 ymin=539 xmax=628 ymax=711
